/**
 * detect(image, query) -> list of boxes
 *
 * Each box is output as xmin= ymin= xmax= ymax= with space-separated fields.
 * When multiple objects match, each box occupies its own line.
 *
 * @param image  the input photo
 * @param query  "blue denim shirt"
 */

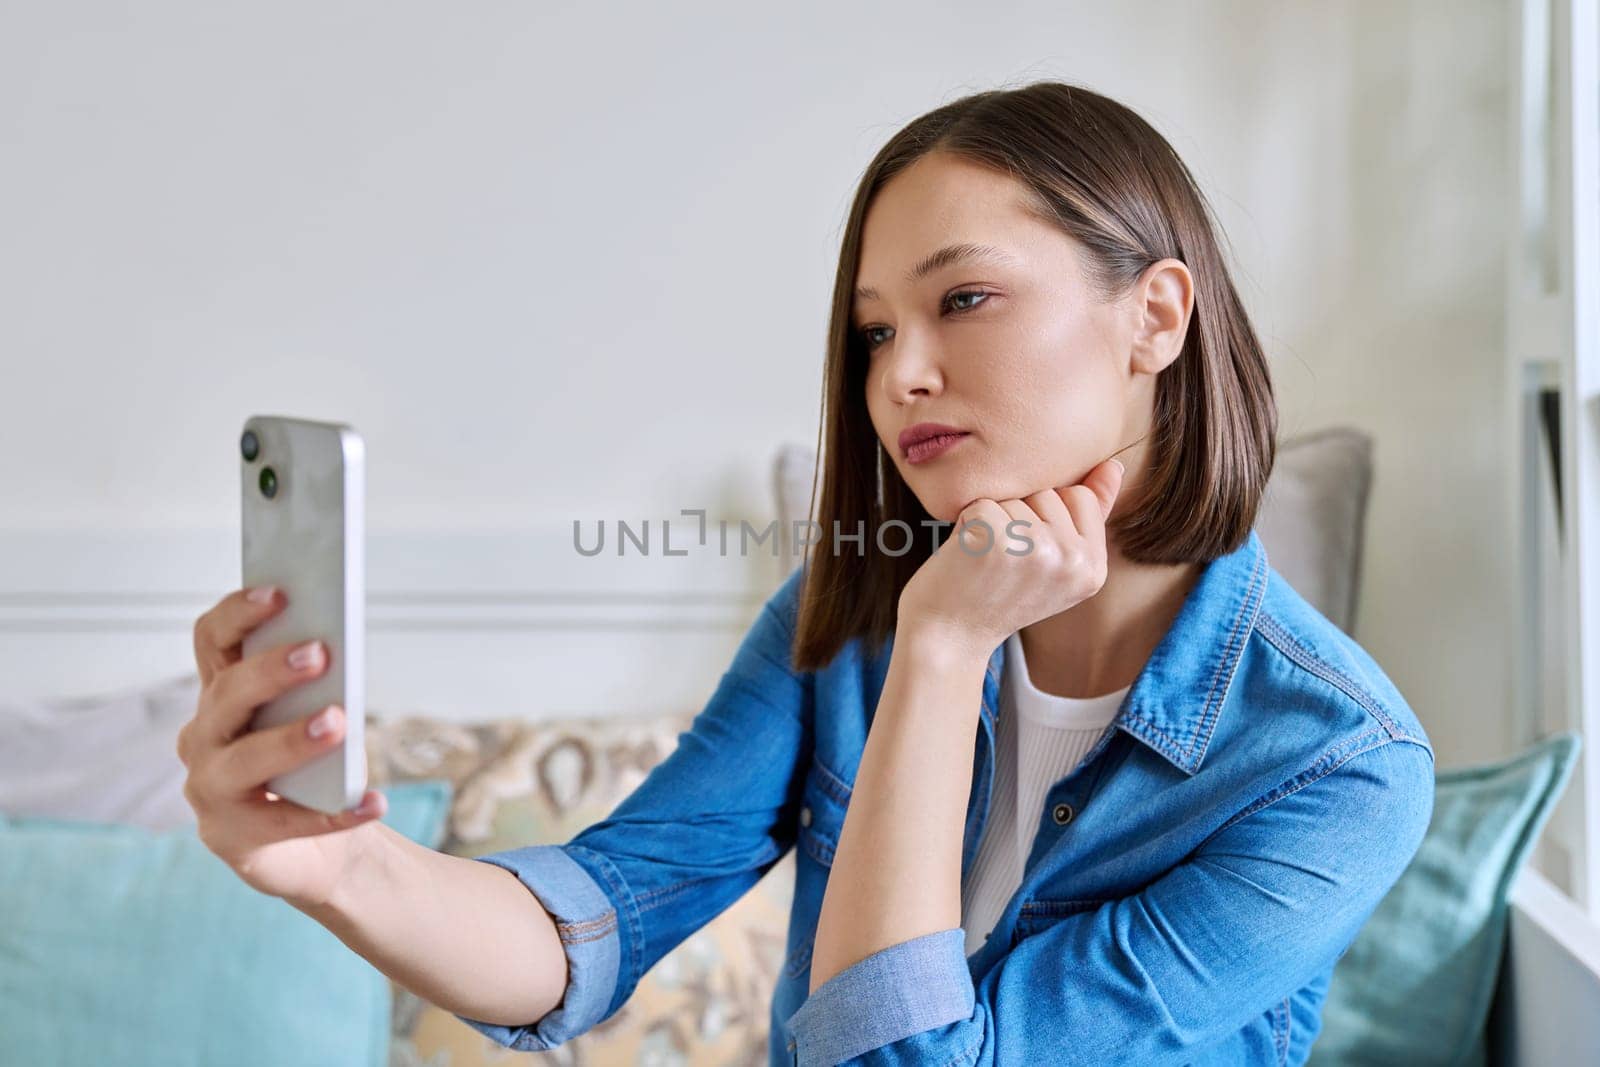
xmin=452 ymin=527 xmax=1435 ymax=1065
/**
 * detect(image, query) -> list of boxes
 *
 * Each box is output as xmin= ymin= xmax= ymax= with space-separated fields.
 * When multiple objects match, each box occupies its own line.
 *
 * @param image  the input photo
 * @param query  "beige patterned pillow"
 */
xmin=365 ymin=712 xmax=795 ymax=1067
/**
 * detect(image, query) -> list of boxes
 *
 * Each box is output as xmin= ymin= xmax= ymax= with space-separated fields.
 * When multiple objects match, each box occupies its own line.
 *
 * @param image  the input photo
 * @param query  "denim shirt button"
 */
xmin=1052 ymin=802 xmax=1074 ymax=825
xmin=799 ymin=806 xmax=812 ymax=828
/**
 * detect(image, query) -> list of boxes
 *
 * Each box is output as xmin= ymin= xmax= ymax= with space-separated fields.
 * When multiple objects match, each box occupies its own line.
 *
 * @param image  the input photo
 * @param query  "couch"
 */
xmin=0 ymin=428 xmax=1576 ymax=1066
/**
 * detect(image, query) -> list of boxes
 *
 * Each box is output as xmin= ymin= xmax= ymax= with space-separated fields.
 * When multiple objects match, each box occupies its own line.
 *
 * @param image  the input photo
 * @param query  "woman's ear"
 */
xmin=1128 ymin=258 xmax=1193 ymax=376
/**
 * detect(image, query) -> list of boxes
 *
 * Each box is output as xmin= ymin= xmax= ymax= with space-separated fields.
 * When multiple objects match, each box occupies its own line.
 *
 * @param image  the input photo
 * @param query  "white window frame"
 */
xmin=1508 ymin=0 xmax=1600 ymax=917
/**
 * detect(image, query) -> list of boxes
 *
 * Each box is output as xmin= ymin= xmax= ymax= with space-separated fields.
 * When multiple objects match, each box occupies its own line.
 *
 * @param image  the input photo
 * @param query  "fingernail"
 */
xmin=1111 ymin=459 xmax=1125 ymax=477
xmin=307 ymin=705 xmax=340 ymax=739
xmin=355 ymin=791 xmax=384 ymax=816
xmin=287 ymin=640 xmax=321 ymax=670
xmin=247 ymin=585 xmax=277 ymax=605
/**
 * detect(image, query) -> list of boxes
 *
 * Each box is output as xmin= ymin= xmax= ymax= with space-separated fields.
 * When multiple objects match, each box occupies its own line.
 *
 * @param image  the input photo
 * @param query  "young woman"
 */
xmin=180 ymin=81 xmax=1435 ymax=1066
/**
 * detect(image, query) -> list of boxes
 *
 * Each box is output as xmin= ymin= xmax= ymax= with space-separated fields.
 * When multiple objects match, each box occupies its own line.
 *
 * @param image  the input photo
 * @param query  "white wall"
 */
xmin=0 ymin=2 xmax=1514 ymax=765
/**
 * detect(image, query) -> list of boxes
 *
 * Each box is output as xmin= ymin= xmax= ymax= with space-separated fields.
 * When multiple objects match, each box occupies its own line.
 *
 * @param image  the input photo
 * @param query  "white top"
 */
xmin=960 ymin=630 xmax=1128 ymax=957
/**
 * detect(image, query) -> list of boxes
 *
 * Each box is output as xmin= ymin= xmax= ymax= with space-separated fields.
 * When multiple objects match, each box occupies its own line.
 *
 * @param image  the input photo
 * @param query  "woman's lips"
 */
xmin=904 ymin=432 xmax=971 ymax=465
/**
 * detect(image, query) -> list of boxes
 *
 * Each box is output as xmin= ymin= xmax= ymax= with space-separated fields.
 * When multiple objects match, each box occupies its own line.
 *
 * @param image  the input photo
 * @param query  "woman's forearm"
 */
xmin=295 ymin=820 xmax=570 ymax=1027
xmin=808 ymin=624 xmax=989 ymax=994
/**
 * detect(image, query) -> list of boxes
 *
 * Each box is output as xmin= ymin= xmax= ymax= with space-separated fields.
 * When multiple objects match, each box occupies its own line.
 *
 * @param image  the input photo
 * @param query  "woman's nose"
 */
xmin=879 ymin=339 xmax=943 ymax=402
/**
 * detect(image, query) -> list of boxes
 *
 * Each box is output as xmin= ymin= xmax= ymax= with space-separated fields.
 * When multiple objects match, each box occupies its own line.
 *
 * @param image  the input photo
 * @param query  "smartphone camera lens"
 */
xmin=240 ymin=430 xmax=259 ymax=462
xmin=259 ymin=466 xmax=277 ymax=499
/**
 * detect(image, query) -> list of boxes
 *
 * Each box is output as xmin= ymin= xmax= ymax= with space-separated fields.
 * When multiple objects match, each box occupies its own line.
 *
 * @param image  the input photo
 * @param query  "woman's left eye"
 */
xmin=856 ymin=290 xmax=991 ymax=350
xmin=945 ymin=289 xmax=989 ymax=313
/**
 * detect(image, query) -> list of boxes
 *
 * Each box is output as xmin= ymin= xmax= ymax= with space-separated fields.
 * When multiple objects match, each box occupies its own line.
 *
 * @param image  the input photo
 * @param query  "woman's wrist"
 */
xmin=292 ymin=817 xmax=404 ymax=919
xmin=893 ymin=610 xmax=998 ymax=676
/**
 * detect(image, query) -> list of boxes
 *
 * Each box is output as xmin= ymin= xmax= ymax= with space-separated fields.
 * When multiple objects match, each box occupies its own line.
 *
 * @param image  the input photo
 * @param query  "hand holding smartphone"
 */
xmin=239 ymin=415 xmax=367 ymax=814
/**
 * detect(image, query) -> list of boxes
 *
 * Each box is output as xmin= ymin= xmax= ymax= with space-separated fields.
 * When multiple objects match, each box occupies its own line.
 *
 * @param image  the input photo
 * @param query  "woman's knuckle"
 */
xmin=207 ymin=667 xmax=235 ymax=709
xmin=206 ymin=744 xmax=241 ymax=791
xmin=182 ymin=773 xmax=206 ymax=812
xmin=225 ymin=663 xmax=263 ymax=711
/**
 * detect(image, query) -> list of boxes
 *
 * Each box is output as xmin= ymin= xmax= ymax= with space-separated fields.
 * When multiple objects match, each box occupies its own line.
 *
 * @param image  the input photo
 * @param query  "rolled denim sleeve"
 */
xmin=785 ymin=928 xmax=976 ymax=1065
xmin=783 ymin=735 xmax=1435 ymax=1066
xmin=454 ymin=564 xmax=814 ymax=1052
xmin=451 ymin=844 xmax=622 ymax=1050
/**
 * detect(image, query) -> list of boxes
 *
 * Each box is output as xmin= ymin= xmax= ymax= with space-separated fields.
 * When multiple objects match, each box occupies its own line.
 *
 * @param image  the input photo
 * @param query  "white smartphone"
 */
xmin=239 ymin=415 xmax=367 ymax=815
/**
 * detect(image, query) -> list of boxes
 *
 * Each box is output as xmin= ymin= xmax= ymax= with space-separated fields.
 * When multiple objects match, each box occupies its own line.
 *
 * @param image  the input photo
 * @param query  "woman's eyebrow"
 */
xmin=853 ymin=243 xmax=1017 ymax=304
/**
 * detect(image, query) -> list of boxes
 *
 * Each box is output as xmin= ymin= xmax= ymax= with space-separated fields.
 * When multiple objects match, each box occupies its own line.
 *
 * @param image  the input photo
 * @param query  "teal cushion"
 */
xmin=0 ymin=779 xmax=452 ymax=1067
xmin=1309 ymin=732 xmax=1582 ymax=1066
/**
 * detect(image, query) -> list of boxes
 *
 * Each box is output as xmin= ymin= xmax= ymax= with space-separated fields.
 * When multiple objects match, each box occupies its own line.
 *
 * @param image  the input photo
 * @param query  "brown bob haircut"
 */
xmin=789 ymin=80 xmax=1278 ymax=673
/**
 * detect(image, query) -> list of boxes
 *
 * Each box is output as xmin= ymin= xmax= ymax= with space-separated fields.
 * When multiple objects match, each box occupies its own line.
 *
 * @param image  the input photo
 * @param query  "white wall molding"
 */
xmin=0 ymin=590 xmax=765 ymax=633
xmin=0 ymin=528 xmax=785 ymax=721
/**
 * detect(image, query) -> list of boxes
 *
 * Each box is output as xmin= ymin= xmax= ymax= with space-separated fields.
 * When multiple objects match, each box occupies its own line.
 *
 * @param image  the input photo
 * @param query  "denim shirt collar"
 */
xmin=977 ymin=526 xmax=1270 ymax=778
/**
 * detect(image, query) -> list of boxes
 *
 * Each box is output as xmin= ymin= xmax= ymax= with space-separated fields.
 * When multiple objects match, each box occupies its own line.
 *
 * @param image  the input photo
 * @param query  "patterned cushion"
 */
xmin=365 ymin=711 xmax=795 ymax=1067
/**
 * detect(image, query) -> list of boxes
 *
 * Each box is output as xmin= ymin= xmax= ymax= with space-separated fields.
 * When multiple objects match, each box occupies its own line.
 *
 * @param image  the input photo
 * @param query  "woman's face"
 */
xmin=854 ymin=152 xmax=1186 ymax=525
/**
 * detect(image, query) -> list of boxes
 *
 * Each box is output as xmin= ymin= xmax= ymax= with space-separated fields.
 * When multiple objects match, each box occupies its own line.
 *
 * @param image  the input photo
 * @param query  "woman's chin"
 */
xmin=909 ymin=470 xmax=1026 ymax=524
xmin=928 ymin=496 xmax=981 ymax=526
xmin=904 ymin=479 xmax=984 ymax=524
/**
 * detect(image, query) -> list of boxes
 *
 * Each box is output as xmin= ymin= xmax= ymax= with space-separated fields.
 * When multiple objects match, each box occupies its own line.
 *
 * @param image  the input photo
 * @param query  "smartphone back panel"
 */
xmin=239 ymin=415 xmax=366 ymax=814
